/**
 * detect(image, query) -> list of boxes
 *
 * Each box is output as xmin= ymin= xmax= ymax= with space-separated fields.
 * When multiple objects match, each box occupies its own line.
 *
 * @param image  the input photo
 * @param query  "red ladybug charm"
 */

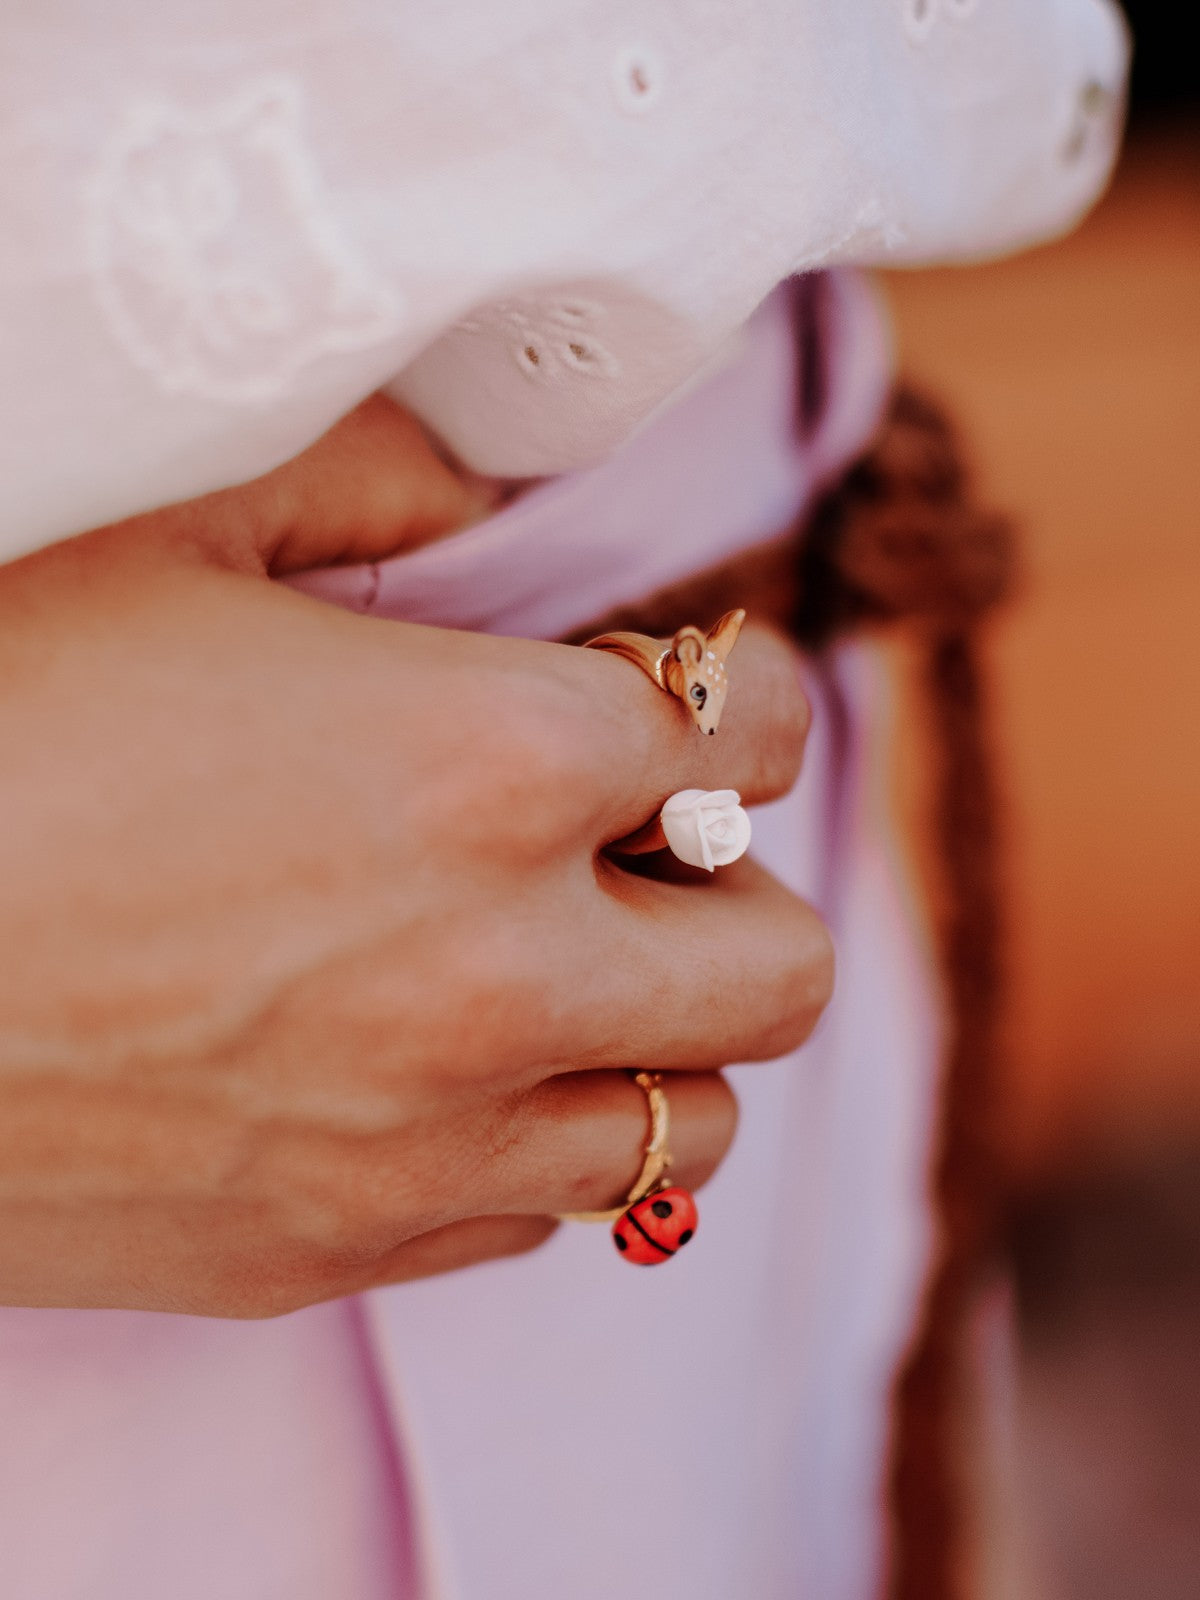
xmin=612 ymin=1186 xmax=698 ymax=1265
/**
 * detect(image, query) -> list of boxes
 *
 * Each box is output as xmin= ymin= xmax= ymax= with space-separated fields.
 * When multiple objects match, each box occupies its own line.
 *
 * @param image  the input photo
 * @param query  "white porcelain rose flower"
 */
xmin=660 ymin=789 xmax=752 ymax=872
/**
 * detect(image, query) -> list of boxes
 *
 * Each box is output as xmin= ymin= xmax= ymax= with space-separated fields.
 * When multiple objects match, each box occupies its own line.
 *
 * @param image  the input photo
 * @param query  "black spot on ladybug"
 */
xmin=678 ymin=1228 xmax=694 ymax=1246
xmin=615 ymin=1231 xmax=628 ymax=1251
xmin=651 ymin=1199 xmax=673 ymax=1218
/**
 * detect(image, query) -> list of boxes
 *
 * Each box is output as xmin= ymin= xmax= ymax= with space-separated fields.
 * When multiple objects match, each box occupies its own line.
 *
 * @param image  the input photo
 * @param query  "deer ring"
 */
xmin=584 ymin=608 xmax=746 ymax=736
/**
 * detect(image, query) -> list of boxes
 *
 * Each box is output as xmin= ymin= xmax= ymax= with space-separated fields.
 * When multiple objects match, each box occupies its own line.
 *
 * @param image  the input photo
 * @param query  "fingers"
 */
xmin=575 ymin=856 xmax=836 ymax=1072
xmin=565 ymin=621 xmax=812 ymax=843
xmin=311 ymin=1071 xmax=735 ymax=1293
xmin=268 ymin=1071 xmax=735 ymax=1303
xmin=486 ymin=1069 xmax=738 ymax=1216
xmin=388 ymin=624 xmax=828 ymax=1077
xmin=220 ymin=601 xmax=805 ymax=873
xmin=354 ymin=1215 xmax=561 ymax=1291
xmin=196 ymin=393 xmax=502 ymax=575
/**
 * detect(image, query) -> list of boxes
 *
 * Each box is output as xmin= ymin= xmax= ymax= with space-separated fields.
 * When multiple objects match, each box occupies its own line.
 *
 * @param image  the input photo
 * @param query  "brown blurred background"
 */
xmin=879 ymin=11 xmax=1199 ymax=1595
xmin=883 ymin=30 xmax=1199 ymax=1177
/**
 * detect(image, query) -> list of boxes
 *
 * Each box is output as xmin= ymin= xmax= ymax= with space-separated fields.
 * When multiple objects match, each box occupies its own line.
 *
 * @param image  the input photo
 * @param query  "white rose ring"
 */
xmin=660 ymin=788 xmax=752 ymax=872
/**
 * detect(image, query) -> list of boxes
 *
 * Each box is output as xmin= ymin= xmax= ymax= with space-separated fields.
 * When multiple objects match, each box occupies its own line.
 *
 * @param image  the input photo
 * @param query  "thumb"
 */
xmin=199 ymin=393 xmax=504 ymax=578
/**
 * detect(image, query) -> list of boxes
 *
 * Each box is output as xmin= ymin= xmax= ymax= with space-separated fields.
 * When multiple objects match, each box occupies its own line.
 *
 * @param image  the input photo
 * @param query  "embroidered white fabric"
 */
xmin=0 ymin=0 xmax=1126 ymax=564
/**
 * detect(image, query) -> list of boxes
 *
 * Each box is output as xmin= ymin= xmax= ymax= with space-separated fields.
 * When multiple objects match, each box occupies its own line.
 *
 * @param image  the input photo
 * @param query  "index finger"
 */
xmin=553 ymin=620 xmax=812 ymax=844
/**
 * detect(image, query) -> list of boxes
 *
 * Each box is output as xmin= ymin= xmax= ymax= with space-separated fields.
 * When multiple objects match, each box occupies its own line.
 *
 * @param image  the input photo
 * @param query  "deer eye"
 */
xmin=689 ymin=684 xmax=707 ymax=705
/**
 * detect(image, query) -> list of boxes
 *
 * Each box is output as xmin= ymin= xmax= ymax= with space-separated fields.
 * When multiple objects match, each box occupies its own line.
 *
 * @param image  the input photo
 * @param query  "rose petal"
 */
xmin=660 ymin=789 xmax=752 ymax=871
xmin=708 ymin=804 xmax=751 ymax=866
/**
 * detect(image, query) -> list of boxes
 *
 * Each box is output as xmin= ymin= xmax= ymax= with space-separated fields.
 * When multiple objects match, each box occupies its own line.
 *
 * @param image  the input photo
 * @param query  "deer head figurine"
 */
xmin=585 ymin=608 xmax=746 ymax=735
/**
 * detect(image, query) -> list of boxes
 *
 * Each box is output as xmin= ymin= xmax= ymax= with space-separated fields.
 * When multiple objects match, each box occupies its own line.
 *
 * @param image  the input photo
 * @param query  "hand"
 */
xmin=0 ymin=398 xmax=832 ymax=1316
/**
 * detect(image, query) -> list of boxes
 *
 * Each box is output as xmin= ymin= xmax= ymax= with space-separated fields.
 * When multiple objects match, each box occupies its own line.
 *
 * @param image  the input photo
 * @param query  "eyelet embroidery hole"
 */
xmin=563 ymin=339 xmax=601 ymax=371
xmin=902 ymin=0 xmax=939 ymax=42
xmin=1081 ymin=79 xmax=1113 ymax=116
xmin=1063 ymin=79 xmax=1115 ymax=164
xmin=612 ymin=45 xmax=663 ymax=114
xmin=464 ymin=295 xmax=618 ymax=383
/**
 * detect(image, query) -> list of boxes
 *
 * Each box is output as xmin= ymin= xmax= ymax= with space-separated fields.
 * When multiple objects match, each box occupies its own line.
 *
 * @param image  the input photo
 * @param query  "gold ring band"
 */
xmin=560 ymin=1070 xmax=672 ymax=1223
xmin=584 ymin=609 xmax=746 ymax=736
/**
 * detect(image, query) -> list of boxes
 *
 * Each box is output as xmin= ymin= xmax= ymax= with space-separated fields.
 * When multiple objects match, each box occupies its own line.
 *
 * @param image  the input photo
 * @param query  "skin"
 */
xmin=0 ymin=396 xmax=833 ymax=1317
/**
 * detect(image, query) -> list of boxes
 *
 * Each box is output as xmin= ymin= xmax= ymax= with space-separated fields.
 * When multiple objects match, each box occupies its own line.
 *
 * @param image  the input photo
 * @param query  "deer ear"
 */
xmin=672 ymin=627 xmax=705 ymax=667
xmin=706 ymin=608 xmax=746 ymax=659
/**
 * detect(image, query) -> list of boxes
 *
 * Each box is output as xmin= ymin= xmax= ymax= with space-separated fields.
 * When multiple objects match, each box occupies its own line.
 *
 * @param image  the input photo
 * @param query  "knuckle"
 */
xmin=458 ymin=668 xmax=598 ymax=855
xmin=740 ymin=637 xmax=811 ymax=801
xmin=708 ymin=1073 xmax=740 ymax=1158
xmin=689 ymin=1075 xmax=740 ymax=1187
xmin=521 ymin=714 xmax=595 ymax=816
xmin=255 ymin=1156 xmax=430 ymax=1279
xmin=435 ymin=935 xmax=567 ymax=1085
xmin=804 ymin=917 xmax=837 ymax=1016
xmin=782 ymin=913 xmax=836 ymax=1046
xmin=445 ymin=717 xmax=544 ymax=848
xmin=668 ymin=1072 xmax=739 ymax=1192
xmin=754 ymin=904 xmax=836 ymax=1060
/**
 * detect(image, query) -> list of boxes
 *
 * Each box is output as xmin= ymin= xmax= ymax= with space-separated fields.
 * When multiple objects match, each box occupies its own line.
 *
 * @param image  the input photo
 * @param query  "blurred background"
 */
xmin=880 ymin=5 xmax=1198 ymax=1594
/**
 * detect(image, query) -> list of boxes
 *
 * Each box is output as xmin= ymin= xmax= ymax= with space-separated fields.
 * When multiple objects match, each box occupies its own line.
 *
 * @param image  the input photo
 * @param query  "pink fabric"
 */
xmin=362 ymin=652 xmax=939 ymax=1600
xmin=288 ymin=272 xmax=888 ymax=637
xmin=0 ymin=274 xmax=937 ymax=1599
xmin=0 ymin=1299 xmax=415 ymax=1600
xmin=296 ymin=274 xmax=937 ymax=1599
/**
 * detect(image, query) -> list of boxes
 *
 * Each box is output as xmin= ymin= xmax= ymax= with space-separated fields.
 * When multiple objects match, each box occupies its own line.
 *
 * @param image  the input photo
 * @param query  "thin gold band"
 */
xmin=560 ymin=1070 xmax=671 ymax=1223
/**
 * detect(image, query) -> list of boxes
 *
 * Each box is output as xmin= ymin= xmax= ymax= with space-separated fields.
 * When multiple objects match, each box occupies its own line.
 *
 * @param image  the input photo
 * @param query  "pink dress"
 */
xmin=0 ymin=3 xmax=1128 ymax=1587
xmin=0 ymin=278 xmax=939 ymax=1599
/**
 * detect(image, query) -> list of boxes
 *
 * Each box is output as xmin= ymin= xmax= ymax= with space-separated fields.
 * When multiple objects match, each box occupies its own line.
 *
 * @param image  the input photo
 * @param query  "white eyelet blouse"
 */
xmin=0 ymin=0 xmax=1126 ymax=564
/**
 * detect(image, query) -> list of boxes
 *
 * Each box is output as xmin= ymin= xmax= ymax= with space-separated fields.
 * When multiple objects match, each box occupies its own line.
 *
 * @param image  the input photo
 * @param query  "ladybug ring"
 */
xmin=612 ymin=1185 xmax=698 ymax=1265
xmin=559 ymin=1071 xmax=698 ymax=1266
